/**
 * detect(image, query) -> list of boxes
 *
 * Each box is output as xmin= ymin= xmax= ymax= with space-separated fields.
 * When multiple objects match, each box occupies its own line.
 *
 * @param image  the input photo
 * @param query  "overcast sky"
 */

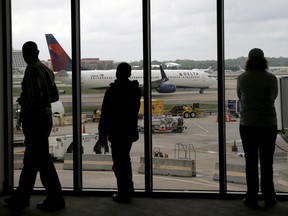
xmin=12 ymin=0 xmax=288 ymax=62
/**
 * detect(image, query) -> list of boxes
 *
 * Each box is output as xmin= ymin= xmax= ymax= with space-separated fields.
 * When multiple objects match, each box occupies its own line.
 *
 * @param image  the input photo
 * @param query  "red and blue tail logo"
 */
xmin=45 ymin=34 xmax=72 ymax=72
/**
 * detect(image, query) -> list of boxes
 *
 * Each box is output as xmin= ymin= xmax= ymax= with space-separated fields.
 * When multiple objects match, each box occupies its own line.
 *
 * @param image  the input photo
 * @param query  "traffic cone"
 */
xmin=82 ymin=123 xmax=86 ymax=134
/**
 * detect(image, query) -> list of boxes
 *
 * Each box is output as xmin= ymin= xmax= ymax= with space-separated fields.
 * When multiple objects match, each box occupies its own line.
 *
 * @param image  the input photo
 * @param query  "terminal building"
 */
xmin=12 ymin=49 xmax=26 ymax=75
xmin=12 ymin=49 xmax=114 ymax=73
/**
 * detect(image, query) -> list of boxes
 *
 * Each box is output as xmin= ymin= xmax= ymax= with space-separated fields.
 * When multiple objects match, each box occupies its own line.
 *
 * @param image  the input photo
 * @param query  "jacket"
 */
xmin=18 ymin=59 xmax=59 ymax=117
xmin=98 ymin=79 xmax=142 ymax=143
xmin=237 ymin=70 xmax=278 ymax=127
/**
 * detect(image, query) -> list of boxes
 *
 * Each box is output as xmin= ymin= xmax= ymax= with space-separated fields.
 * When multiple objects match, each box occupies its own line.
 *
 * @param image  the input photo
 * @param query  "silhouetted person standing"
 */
xmin=97 ymin=62 xmax=141 ymax=203
xmin=237 ymin=48 xmax=278 ymax=208
xmin=5 ymin=41 xmax=65 ymax=211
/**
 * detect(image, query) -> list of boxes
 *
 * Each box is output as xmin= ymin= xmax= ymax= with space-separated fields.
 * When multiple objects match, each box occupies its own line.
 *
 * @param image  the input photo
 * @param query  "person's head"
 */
xmin=245 ymin=48 xmax=268 ymax=71
xmin=116 ymin=62 xmax=132 ymax=80
xmin=22 ymin=41 xmax=39 ymax=64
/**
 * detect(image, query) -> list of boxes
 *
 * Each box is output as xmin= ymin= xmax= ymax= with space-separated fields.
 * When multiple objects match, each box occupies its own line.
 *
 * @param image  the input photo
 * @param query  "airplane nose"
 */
xmin=211 ymin=77 xmax=217 ymax=85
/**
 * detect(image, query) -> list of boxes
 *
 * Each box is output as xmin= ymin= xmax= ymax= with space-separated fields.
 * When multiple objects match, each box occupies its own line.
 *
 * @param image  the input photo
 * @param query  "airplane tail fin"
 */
xmin=45 ymin=34 xmax=72 ymax=72
xmin=206 ymin=66 xmax=214 ymax=73
xmin=159 ymin=65 xmax=169 ymax=82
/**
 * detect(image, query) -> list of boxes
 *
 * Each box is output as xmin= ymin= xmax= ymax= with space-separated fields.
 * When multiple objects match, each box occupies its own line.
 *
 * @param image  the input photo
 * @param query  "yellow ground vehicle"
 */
xmin=92 ymin=99 xmax=164 ymax=121
xmin=92 ymin=108 xmax=101 ymax=122
xmin=138 ymin=99 xmax=164 ymax=117
xmin=169 ymin=103 xmax=205 ymax=118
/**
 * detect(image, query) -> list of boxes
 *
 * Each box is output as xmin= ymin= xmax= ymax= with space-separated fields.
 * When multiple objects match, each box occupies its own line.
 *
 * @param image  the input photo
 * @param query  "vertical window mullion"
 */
xmin=71 ymin=0 xmax=82 ymax=192
xmin=217 ymin=0 xmax=227 ymax=195
xmin=142 ymin=0 xmax=153 ymax=193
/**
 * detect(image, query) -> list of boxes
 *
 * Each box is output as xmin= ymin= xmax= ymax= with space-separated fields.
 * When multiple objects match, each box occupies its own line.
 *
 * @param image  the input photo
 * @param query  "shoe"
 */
xmin=242 ymin=198 xmax=258 ymax=209
xmin=36 ymin=197 xmax=65 ymax=212
xmin=4 ymin=196 xmax=30 ymax=210
xmin=265 ymin=199 xmax=277 ymax=208
xmin=112 ymin=193 xmax=130 ymax=203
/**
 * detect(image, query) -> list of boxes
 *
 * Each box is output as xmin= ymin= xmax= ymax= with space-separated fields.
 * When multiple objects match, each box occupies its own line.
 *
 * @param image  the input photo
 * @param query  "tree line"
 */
xmin=85 ymin=57 xmax=288 ymax=72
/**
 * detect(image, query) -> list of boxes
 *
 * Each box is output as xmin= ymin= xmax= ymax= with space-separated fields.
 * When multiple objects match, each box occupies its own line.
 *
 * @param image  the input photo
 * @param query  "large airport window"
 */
xmin=150 ymin=0 xmax=219 ymax=191
xmin=12 ymin=0 xmax=73 ymax=189
xmin=9 ymin=0 xmax=288 ymax=196
xmin=224 ymin=0 xmax=288 ymax=193
xmin=79 ymin=0 xmax=144 ymax=191
xmin=10 ymin=0 xmax=221 ymax=194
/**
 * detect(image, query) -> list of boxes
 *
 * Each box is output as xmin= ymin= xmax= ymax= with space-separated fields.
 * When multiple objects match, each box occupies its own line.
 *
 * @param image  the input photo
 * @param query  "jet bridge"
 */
xmin=276 ymin=75 xmax=288 ymax=143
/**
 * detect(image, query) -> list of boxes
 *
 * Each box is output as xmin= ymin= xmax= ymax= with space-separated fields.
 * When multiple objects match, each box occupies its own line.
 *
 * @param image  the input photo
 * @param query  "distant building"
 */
xmin=12 ymin=49 xmax=26 ymax=74
xmin=81 ymin=58 xmax=114 ymax=70
xmin=81 ymin=58 xmax=100 ymax=68
xmin=13 ymin=49 xmax=115 ymax=73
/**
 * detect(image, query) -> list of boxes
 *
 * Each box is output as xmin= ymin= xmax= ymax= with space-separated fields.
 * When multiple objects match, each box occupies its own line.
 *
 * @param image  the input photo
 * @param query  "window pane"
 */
xmin=12 ymin=0 xmax=73 ymax=189
xmin=225 ymin=0 xmax=288 ymax=193
xmin=151 ymin=0 xmax=219 ymax=191
xmin=80 ymin=0 xmax=143 ymax=191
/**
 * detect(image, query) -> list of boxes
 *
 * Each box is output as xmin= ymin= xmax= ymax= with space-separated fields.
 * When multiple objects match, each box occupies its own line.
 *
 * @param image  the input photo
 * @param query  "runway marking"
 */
xmin=194 ymin=134 xmax=208 ymax=137
xmin=147 ymin=175 xmax=219 ymax=188
xmin=197 ymin=151 xmax=217 ymax=154
xmin=193 ymin=124 xmax=209 ymax=132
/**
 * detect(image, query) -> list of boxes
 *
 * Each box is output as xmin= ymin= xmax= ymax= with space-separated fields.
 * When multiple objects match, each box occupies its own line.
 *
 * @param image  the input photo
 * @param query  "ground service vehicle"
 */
xmin=169 ymin=103 xmax=204 ymax=118
xmin=227 ymin=99 xmax=241 ymax=118
xmin=138 ymin=115 xmax=186 ymax=133
xmin=49 ymin=133 xmax=98 ymax=160
xmin=92 ymin=108 xmax=101 ymax=122
xmin=51 ymin=101 xmax=65 ymax=116
xmin=138 ymin=99 xmax=164 ymax=117
xmin=93 ymin=99 xmax=164 ymax=121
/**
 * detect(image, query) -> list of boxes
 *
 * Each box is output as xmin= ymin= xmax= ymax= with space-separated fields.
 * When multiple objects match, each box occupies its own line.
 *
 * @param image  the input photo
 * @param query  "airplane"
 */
xmin=45 ymin=34 xmax=216 ymax=94
xmin=191 ymin=66 xmax=214 ymax=74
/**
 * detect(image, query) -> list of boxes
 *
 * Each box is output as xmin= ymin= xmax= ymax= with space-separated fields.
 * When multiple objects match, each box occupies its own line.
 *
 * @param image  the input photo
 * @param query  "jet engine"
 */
xmin=156 ymin=83 xmax=176 ymax=93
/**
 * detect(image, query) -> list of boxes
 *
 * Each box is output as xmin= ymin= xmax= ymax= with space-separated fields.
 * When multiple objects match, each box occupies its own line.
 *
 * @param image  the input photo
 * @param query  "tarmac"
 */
xmin=13 ymin=112 xmax=288 ymax=193
xmin=12 ymin=78 xmax=288 ymax=193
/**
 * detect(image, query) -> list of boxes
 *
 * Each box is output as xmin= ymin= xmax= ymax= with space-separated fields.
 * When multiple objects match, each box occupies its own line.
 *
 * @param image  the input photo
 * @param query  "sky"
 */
xmin=11 ymin=0 xmax=288 ymax=62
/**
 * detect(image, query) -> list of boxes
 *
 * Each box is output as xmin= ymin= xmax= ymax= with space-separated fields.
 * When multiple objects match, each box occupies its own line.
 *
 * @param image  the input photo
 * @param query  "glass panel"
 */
xmin=151 ymin=0 xmax=219 ymax=191
xmin=12 ymin=0 xmax=73 ymax=189
xmin=225 ymin=0 xmax=288 ymax=193
xmin=80 ymin=0 xmax=143 ymax=190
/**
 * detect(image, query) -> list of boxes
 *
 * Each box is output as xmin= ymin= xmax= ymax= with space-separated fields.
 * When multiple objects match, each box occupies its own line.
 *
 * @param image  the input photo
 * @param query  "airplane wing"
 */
xmin=140 ymin=65 xmax=176 ymax=93
xmin=139 ymin=65 xmax=167 ymax=89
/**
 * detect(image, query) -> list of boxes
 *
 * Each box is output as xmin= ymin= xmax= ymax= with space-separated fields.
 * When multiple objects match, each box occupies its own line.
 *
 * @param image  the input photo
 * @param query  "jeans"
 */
xmin=17 ymin=113 xmax=62 ymax=199
xmin=111 ymin=140 xmax=134 ymax=196
xmin=240 ymin=125 xmax=277 ymax=201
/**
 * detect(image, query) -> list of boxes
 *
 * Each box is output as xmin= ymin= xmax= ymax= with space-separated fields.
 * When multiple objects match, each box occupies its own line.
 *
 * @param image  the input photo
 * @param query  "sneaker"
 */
xmin=242 ymin=198 xmax=258 ymax=209
xmin=112 ymin=193 xmax=130 ymax=203
xmin=4 ymin=196 xmax=30 ymax=210
xmin=36 ymin=197 xmax=65 ymax=212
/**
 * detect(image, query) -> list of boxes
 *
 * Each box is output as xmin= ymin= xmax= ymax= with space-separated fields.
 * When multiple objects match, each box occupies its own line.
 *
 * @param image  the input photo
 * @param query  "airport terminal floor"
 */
xmin=1 ymin=195 xmax=288 ymax=216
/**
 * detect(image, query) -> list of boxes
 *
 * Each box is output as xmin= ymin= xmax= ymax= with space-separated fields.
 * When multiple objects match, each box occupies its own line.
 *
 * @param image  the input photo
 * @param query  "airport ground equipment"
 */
xmin=138 ymin=115 xmax=187 ymax=133
xmin=63 ymin=153 xmax=113 ymax=171
xmin=49 ymin=133 xmax=98 ymax=161
xmin=168 ymin=103 xmax=205 ymax=118
xmin=275 ymin=75 xmax=288 ymax=144
xmin=92 ymin=108 xmax=101 ymax=122
xmin=227 ymin=99 xmax=241 ymax=118
xmin=138 ymin=143 xmax=196 ymax=177
xmin=92 ymin=99 xmax=164 ymax=121
xmin=138 ymin=99 xmax=164 ymax=117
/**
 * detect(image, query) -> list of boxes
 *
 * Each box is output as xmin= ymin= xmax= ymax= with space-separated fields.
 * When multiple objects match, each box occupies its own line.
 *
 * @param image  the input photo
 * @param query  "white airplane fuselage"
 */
xmin=55 ymin=69 xmax=216 ymax=90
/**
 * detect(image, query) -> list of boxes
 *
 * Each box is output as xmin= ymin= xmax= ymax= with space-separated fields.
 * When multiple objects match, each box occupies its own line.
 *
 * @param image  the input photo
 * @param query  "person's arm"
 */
xmin=98 ymin=91 xmax=109 ymax=145
xmin=236 ymin=77 xmax=242 ymax=100
xmin=272 ymin=76 xmax=278 ymax=100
